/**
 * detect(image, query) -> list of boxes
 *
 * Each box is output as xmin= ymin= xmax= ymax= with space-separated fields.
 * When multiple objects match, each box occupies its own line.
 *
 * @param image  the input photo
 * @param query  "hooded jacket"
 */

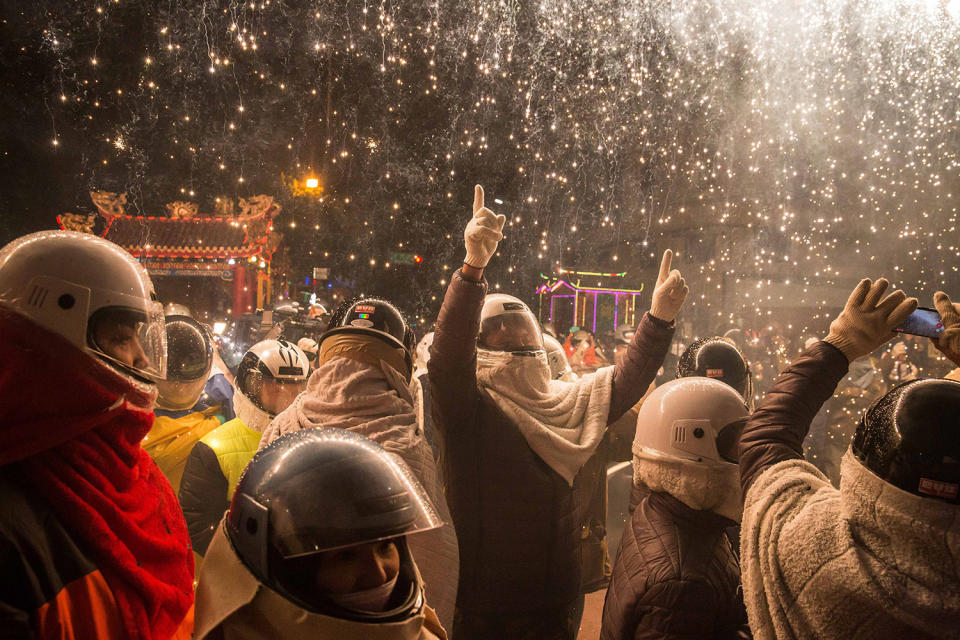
xmin=193 ymin=522 xmax=447 ymax=640
xmin=738 ymin=341 xmax=960 ymax=639
xmin=145 ymin=406 xmax=223 ymax=493
xmin=428 ymin=271 xmax=673 ymax=621
xmin=261 ymin=356 xmax=460 ymax=633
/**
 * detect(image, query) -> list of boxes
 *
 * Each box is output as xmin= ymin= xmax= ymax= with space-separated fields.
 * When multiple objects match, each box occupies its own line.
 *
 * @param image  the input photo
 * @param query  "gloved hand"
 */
xmin=933 ymin=291 xmax=960 ymax=367
xmin=649 ymin=250 xmax=688 ymax=323
xmin=824 ymin=278 xmax=917 ymax=362
xmin=463 ymin=185 xmax=506 ymax=269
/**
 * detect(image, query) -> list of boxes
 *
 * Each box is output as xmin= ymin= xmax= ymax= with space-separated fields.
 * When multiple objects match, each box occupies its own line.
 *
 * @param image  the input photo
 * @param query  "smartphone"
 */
xmin=894 ymin=307 xmax=944 ymax=339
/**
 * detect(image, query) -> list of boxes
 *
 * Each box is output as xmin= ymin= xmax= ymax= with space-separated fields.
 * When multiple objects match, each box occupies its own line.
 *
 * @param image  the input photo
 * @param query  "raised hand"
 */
xmin=649 ymin=250 xmax=688 ymax=323
xmin=824 ymin=278 xmax=917 ymax=362
xmin=463 ymin=185 xmax=506 ymax=270
xmin=932 ymin=291 xmax=960 ymax=367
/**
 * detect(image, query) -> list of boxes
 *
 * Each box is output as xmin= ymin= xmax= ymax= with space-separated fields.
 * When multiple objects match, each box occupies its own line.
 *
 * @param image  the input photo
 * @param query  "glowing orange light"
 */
xmin=305 ymin=177 xmax=319 ymax=189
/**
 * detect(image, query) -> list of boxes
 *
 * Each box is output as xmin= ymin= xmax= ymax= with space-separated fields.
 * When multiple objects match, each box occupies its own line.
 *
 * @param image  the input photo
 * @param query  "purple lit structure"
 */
xmin=536 ymin=267 xmax=644 ymax=336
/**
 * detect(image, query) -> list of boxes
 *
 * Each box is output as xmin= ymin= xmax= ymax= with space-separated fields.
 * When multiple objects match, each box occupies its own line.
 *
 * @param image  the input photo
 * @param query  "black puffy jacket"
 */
xmin=601 ymin=485 xmax=750 ymax=640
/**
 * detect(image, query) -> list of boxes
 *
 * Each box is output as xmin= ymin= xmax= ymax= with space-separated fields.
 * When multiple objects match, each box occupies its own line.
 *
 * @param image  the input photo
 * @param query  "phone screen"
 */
xmin=894 ymin=307 xmax=944 ymax=339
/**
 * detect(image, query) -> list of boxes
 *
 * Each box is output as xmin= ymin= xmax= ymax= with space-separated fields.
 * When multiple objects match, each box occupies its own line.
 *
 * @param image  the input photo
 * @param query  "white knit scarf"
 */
xmin=476 ymin=349 xmax=614 ymax=486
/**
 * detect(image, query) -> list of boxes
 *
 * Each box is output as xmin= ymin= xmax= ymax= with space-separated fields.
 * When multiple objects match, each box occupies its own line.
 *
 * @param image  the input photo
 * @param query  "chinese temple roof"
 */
xmin=58 ymin=191 xmax=281 ymax=260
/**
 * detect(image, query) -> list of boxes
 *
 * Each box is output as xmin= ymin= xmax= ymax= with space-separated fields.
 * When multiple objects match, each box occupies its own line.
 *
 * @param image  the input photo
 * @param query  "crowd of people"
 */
xmin=0 ymin=185 xmax=958 ymax=639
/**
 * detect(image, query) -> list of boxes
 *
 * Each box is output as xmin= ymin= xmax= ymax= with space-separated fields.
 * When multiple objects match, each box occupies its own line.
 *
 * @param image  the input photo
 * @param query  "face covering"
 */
xmin=326 ymin=574 xmax=399 ymax=613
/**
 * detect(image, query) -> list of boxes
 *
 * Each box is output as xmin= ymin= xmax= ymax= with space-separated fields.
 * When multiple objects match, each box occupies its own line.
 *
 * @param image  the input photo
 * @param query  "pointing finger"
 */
xmin=473 ymin=185 xmax=484 ymax=215
xmin=658 ymin=250 xmax=674 ymax=285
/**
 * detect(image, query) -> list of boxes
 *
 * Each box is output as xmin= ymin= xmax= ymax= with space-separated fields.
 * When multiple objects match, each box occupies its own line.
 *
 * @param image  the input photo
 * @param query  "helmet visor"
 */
xmin=88 ymin=302 xmax=167 ymax=381
xmin=165 ymin=317 xmax=212 ymax=382
xmin=715 ymin=417 xmax=747 ymax=464
xmin=478 ymin=310 xmax=543 ymax=352
xmin=258 ymin=378 xmax=307 ymax=415
xmin=269 ymin=438 xmax=444 ymax=558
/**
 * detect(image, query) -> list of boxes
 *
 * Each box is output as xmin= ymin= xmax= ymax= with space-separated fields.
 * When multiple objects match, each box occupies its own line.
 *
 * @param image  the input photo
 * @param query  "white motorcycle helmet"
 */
xmin=633 ymin=377 xmax=749 ymax=467
xmin=478 ymin=294 xmax=544 ymax=354
xmin=414 ymin=331 xmax=434 ymax=372
xmin=543 ymin=333 xmax=574 ymax=381
xmin=236 ymin=339 xmax=310 ymax=416
xmin=0 ymin=230 xmax=166 ymax=381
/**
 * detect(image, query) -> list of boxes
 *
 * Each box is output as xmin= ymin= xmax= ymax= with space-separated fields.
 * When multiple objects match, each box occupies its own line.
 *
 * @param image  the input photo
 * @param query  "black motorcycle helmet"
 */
xmin=226 ymin=429 xmax=444 ymax=622
xmin=320 ymin=297 xmax=415 ymax=371
xmin=677 ymin=337 xmax=752 ymax=400
xmin=852 ymin=378 xmax=960 ymax=504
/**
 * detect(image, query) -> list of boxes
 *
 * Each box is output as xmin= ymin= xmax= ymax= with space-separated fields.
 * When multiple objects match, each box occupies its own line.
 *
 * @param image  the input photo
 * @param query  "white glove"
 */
xmin=823 ymin=278 xmax=917 ymax=362
xmin=649 ymin=250 xmax=689 ymax=323
xmin=463 ymin=185 xmax=505 ymax=269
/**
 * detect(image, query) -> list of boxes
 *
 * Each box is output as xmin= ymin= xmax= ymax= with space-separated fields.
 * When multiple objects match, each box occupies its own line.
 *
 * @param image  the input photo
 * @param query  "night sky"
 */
xmin=2 ymin=0 xmax=959 ymax=336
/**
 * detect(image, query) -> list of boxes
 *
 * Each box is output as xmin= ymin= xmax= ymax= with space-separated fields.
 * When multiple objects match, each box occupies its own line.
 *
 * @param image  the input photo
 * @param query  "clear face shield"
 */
xmin=478 ymin=310 xmax=544 ymax=354
xmin=87 ymin=303 xmax=167 ymax=382
xmin=155 ymin=317 xmax=213 ymax=410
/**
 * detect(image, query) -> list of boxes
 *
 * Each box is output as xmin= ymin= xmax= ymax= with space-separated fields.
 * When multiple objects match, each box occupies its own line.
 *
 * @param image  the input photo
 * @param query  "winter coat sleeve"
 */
xmin=178 ymin=442 xmax=230 ymax=556
xmin=427 ymin=270 xmax=486 ymax=436
xmin=630 ymin=578 xmax=722 ymax=640
xmin=738 ymin=341 xmax=849 ymax=494
xmin=607 ymin=313 xmax=675 ymax=425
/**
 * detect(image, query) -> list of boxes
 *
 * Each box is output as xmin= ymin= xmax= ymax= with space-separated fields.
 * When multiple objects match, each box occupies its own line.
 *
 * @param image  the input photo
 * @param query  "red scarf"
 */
xmin=0 ymin=307 xmax=193 ymax=640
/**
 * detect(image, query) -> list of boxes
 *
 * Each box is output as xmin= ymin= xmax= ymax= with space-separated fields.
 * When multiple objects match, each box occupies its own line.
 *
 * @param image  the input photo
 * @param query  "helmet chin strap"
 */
xmin=233 ymin=387 xmax=274 ymax=433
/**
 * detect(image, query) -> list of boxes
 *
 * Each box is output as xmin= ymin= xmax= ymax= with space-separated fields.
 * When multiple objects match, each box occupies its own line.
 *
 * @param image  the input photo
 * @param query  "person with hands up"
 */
xmin=737 ymin=278 xmax=960 ymax=640
xmin=427 ymin=186 xmax=686 ymax=639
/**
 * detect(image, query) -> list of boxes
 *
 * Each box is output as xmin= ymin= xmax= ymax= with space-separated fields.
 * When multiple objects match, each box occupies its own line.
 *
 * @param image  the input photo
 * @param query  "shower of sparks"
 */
xmin=16 ymin=0 xmax=960 ymax=340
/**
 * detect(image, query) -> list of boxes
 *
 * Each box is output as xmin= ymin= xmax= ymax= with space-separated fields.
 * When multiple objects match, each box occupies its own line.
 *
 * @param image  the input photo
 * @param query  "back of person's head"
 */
xmin=156 ymin=314 xmax=213 ymax=410
xmin=853 ymin=378 xmax=960 ymax=505
xmin=0 ymin=230 xmax=166 ymax=383
xmin=227 ymin=428 xmax=442 ymax=621
xmin=677 ymin=336 xmax=751 ymax=399
xmin=319 ymin=297 xmax=414 ymax=379
xmin=632 ymin=377 xmax=749 ymax=518
xmin=235 ymin=339 xmax=309 ymax=418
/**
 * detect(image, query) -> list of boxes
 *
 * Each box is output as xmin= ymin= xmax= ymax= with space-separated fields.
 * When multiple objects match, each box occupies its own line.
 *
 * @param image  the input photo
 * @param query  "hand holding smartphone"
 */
xmin=894 ymin=307 xmax=944 ymax=339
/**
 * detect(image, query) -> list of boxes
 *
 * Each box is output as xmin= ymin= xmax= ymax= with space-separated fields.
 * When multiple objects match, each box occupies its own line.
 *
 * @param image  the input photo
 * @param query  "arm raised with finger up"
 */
xmin=649 ymin=249 xmax=689 ymax=324
xmin=462 ymin=185 xmax=506 ymax=282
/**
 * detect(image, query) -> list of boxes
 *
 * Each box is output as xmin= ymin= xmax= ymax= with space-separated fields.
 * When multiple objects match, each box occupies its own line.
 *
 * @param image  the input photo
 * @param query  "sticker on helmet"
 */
xmin=351 ymin=319 xmax=374 ymax=328
xmin=355 ymin=305 xmax=376 ymax=313
xmin=502 ymin=302 xmax=526 ymax=311
xmin=706 ymin=368 xmax=725 ymax=378
xmin=918 ymin=478 xmax=958 ymax=500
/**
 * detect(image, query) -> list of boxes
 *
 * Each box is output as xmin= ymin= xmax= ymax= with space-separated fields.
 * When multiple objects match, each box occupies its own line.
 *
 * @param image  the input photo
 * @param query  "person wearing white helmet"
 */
xmin=601 ymin=377 xmax=751 ymax=639
xmin=0 ymin=231 xmax=193 ymax=639
xmin=178 ymin=338 xmax=309 ymax=557
xmin=297 ymin=336 xmax=319 ymax=370
xmin=543 ymin=332 xmax=577 ymax=382
xmin=427 ymin=186 xmax=687 ymax=639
